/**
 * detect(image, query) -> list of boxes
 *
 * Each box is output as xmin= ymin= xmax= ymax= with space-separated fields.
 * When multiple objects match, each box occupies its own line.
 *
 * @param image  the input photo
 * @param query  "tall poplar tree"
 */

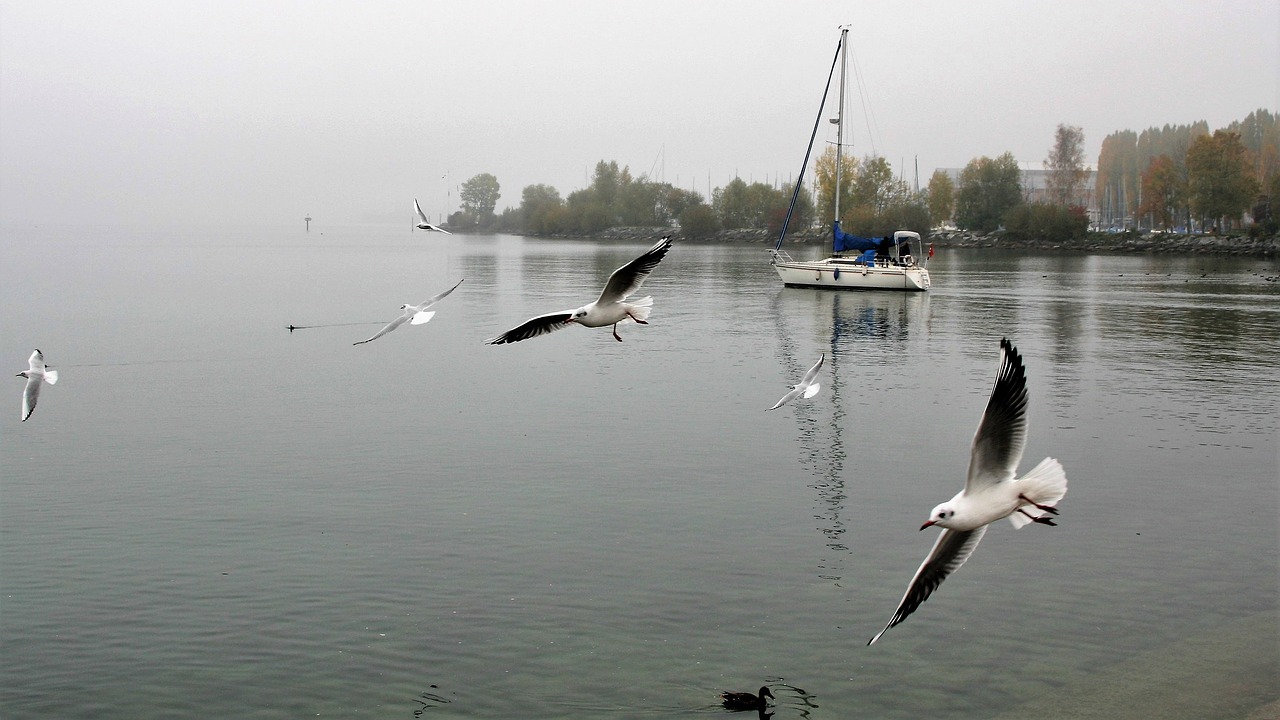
xmin=1045 ymin=124 xmax=1087 ymax=206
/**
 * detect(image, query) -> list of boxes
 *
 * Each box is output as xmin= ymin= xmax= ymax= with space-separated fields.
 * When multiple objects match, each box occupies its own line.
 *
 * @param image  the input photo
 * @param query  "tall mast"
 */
xmin=834 ymin=26 xmax=848 ymax=224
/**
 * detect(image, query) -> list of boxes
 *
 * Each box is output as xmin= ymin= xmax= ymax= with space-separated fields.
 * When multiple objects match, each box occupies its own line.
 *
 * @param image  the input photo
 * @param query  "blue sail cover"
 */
xmin=833 ymin=221 xmax=881 ymax=253
xmin=833 ymin=222 xmax=908 ymax=255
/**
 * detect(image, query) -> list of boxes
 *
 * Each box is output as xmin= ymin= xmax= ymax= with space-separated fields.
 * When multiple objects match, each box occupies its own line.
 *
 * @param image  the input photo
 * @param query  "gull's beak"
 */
xmin=920 ymin=520 xmax=937 ymax=531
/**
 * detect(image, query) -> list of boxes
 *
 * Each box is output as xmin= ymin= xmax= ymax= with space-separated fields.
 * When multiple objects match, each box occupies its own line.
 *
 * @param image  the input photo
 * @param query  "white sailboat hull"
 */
xmin=773 ymin=257 xmax=930 ymax=291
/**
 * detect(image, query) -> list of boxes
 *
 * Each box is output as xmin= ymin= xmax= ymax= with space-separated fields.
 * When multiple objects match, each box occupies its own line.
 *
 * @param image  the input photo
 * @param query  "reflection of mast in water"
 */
xmin=772 ymin=289 xmax=923 ymax=585
xmin=770 ymin=291 xmax=849 ymax=582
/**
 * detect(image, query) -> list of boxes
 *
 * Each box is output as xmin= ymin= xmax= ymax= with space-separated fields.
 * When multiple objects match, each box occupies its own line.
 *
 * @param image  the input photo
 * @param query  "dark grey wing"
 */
xmin=596 ymin=236 xmax=673 ymax=304
xmin=418 ymin=278 xmax=464 ymax=309
xmin=966 ymin=337 xmax=1028 ymax=493
xmin=867 ymin=526 xmax=987 ymax=645
xmin=485 ymin=311 xmax=575 ymax=345
xmin=353 ymin=313 xmax=410 ymax=345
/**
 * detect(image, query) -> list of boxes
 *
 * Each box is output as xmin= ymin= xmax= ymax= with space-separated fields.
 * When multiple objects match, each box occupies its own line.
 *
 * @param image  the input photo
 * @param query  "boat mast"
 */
xmin=834 ymin=26 xmax=848 ymax=228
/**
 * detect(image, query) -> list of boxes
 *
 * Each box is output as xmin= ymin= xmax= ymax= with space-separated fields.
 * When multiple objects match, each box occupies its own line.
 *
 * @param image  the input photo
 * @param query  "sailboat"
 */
xmin=414 ymin=198 xmax=452 ymax=234
xmin=769 ymin=26 xmax=931 ymax=292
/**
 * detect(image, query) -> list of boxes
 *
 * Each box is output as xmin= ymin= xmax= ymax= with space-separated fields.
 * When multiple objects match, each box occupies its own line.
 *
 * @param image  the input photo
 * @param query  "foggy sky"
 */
xmin=2 ymin=0 xmax=1276 ymax=228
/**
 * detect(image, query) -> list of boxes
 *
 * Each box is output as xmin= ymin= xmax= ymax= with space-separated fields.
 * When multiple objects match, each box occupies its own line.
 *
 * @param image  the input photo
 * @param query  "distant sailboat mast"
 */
xmin=833 ymin=25 xmax=848 ymax=242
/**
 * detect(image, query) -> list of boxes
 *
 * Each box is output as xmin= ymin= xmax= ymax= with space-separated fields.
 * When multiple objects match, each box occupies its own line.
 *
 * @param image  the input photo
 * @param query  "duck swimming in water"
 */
xmin=719 ymin=686 xmax=773 ymax=712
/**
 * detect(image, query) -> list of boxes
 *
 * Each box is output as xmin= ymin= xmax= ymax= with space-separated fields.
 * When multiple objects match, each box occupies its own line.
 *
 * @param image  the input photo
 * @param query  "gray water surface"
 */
xmin=2 ymin=225 xmax=1276 ymax=718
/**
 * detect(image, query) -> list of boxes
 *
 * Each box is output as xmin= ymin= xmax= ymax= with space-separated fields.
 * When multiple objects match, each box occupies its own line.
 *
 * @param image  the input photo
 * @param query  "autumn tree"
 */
xmin=1045 ymin=124 xmax=1087 ymax=206
xmin=955 ymin=153 xmax=1023 ymax=232
xmin=926 ymin=169 xmax=955 ymax=226
xmin=1186 ymin=130 xmax=1259 ymax=230
xmin=518 ymin=184 xmax=564 ymax=235
xmin=849 ymin=156 xmax=908 ymax=214
xmin=459 ymin=173 xmax=501 ymax=219
xmin=813 ymin=146 xmax=854 ymax=224
xmin=1138 ymin=156 xmax=1185 ymax=231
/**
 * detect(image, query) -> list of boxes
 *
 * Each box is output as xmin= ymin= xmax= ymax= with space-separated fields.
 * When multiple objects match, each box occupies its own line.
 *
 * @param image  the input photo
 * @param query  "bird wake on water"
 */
xmin=867 ymin=337 xmax=1067 ymax=645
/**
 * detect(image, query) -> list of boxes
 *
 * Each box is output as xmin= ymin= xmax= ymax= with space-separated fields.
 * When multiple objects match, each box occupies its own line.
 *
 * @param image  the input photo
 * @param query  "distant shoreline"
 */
xmin=531 ymin=226 xmax=1278 ymax=257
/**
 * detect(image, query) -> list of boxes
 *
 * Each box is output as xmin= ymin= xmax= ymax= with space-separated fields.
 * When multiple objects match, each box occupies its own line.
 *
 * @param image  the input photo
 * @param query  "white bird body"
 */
xmin=414 ymin=198 xmax=452 ymax=234
xmin=768 ymin=353 xmax=824 ymax=410
xmin=353 ymin=279 xmax=464 ymax=345
xmin=868 ymin=338 xmax=1067 ymax=645
xmin=16 ymin=349 xmax=57 ymax=421
xmin=486 ymin=236 xmax=672 ymax=344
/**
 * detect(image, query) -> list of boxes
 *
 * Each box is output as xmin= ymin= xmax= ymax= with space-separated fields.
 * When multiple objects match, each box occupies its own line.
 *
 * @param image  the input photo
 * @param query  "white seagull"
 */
xmin=486 ymin=236 xmax=673 ymax=344
xmin=414 ymin=199 xmax=452 ymax=234
xmin=353 ymin=279 xmax=464 ymax=345
xmin=767 ymin=353 xmax=824 ymax=411
xmin=16 ymin=349 xmax=58 ymax=422
xmin=868 ymin=337 xmax=1067 ymax=645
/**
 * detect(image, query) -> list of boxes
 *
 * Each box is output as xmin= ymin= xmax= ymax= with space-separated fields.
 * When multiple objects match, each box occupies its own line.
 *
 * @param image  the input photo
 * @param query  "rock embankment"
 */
xmin=542 ymin=226 xmax=1276 ymax=256
xmin=927 ymin=229 xmax=1277 ymax=257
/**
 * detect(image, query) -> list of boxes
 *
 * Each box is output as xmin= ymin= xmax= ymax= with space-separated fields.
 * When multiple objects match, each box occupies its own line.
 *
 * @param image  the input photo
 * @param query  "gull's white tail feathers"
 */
xmin=43 ymin=370 xmax=58 ymax=385
xmin=1008 ymin=457 xmax=1067 ymax=528
xmin=803 ymin=382 xmax=820 ymax=399
xmin=410 ymin=311 xmax=436 ymax=325
xmin=624 ymin=296 xmax=654 ymax=323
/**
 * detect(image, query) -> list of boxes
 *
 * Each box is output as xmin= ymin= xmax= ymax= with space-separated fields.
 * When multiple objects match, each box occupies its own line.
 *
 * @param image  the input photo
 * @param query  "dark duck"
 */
xmin=719 ymin=686 xmax=773 ymax=712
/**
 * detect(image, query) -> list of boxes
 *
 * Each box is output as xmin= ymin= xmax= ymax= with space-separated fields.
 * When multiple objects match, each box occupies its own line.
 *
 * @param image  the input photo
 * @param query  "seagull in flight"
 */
xmin=486 ymin=236 xmax=673 ymax=344
xmin=868 ymin=338 xmax=1067 ymax=645
xmin=767 ymin=354 xmax=824 ymax=410
xmin=16 ymin=349 xmax=58 ymax=421
xmin=353 ymin=279 xmax=464 ymax=345
xmin=414 ymin=198 xmax=452 ymax=234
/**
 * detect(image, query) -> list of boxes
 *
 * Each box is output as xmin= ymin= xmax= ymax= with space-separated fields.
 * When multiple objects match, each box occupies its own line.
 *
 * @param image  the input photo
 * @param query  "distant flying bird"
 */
xmin=868 ymin=338 xmax=1067 ymax=645
xmin=485 ymin=236 xmax=673 ymax=344
xmin=353 ymin=279 xmax=464 ymax=345
xmin=414 ymin=199 xmax=452 ymax=234
xmin=767 ymin=353 xmax=824 ymax=410
xmin=16 ymin=349 xmax=58 ymax=421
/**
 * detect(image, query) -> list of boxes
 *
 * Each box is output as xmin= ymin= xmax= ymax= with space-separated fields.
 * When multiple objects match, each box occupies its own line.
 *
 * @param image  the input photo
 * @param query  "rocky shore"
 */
xmin=539 ymin=225 xmax=1278 ymax=257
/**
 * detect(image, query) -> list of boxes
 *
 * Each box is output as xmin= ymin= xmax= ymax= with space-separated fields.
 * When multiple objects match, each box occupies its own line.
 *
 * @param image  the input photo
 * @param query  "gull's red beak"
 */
xmin=919 ymin=520 xmax=936 ymax=531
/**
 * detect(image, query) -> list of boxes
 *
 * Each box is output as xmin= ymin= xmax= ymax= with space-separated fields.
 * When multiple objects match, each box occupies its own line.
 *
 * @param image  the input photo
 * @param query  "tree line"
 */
xmin=444 ymin=109 xmax=1277 ymax=242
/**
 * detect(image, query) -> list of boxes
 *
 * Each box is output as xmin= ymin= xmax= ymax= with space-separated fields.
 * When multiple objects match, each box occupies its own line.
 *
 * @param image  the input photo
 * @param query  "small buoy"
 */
xmin=833 ymin=267 xmax=841 ymax=279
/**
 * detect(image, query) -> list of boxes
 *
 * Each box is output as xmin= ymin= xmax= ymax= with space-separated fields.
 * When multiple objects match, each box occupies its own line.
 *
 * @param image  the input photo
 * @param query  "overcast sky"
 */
xmin=2 ymin=1 xmax=1276 ymax=227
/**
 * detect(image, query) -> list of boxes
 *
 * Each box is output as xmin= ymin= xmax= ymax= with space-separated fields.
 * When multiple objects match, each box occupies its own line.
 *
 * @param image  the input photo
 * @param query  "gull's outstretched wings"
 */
xmin=966 ymin=337 xmax=1028 ymax=493
xmin=596 ymin=236 xmax=672 ymax=305
xmin=354 ymin=279 xmax=464 ymax=345
xmin=354 ymin=313 xmax=411 ymax=346
xmin=417 ymin=278 xmax=464 ymax=310
xmin=485 ymin=311 xmax=576 ymax=345
xmin=766 ymin=353 xmax=824 ymax=411
xmin=868 ymin=526 xmax=988 ymax=645
xmin=414 ymin=199 xmax=453 ymax=234
xmin=20 ymin=349 xmax=55 ymax=422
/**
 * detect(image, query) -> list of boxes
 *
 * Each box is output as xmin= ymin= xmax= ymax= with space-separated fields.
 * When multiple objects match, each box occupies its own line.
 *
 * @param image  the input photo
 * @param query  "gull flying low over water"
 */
xmin=868 ymin=338 xmax=1067 ymax=645
xmin=16 ymin=349 xmax=58 ymax=422
xmin=353 ymin=279 xmax=464 ymax=345
xmin=767 ymin=353 xmax=824 ymax=410
xmin=414 ymin=199 xmax=452 ymax=234
xmin=485 ymin=236 xmax=673 ymax=344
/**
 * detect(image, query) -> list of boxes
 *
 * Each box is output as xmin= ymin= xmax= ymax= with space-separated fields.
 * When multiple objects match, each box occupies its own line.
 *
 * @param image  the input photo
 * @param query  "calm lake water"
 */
xmin=2 ymin=225 xmax=1277 ymax=719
